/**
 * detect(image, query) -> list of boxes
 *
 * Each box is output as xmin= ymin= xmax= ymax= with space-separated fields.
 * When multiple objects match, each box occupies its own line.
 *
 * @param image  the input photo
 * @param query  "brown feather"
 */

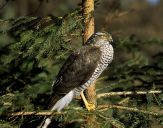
xmin=48 ymin=45 xmax=101 ymax=109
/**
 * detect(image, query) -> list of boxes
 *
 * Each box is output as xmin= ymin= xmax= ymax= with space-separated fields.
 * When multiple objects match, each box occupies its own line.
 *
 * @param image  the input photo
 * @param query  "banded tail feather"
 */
xmin=38 ymin=90 xmax=74 ymax=128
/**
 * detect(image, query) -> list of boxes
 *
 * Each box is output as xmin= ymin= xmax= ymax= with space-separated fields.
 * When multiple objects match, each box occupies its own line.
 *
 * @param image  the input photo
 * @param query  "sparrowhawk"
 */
xmin=38 ymin=31 xmax=114 ymax=128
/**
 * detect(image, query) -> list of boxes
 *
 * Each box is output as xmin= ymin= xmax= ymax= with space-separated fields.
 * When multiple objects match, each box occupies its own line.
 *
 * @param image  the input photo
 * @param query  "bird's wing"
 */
xmin=52 ymin=45 xmax=101 ymax=95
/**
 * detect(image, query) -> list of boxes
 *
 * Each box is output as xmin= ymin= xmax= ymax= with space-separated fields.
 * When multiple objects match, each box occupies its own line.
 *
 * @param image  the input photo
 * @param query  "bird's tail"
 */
xmin=37 ymin=90 xmax=74 ymax=128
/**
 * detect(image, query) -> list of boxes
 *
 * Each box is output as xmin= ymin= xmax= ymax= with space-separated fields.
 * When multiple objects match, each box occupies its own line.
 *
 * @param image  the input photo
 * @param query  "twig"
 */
xmin=8 ymin=111 xmax=66 ymax=116
xmin=97 ymin=105 xmax=161 ymax=116
xmin=97 ymin=90 xmax=162 ymax=98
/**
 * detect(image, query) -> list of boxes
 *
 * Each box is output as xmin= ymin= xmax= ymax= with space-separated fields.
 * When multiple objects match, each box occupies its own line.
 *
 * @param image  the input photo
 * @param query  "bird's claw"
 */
xmin=85 ymin=103 xmax=96 ymax=111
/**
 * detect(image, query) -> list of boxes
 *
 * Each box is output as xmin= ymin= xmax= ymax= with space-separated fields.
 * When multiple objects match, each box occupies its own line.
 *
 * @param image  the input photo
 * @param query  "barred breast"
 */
xmin=74 ymin=43 xmax=114 ymax=94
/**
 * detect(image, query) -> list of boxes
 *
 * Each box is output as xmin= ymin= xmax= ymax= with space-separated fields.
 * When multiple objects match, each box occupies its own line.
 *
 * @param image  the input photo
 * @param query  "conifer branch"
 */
xmin=7 ymin=104 xmax=161 ymax=117
xmin=97 ymin=105 xmax=161 ymax=116
xmin=97 ymin=90 xmax=162 ymax=98
xmin=8 ymin=111 xmax=66 ymax=116
xmin=96 ymin=112 xmax=125 ymax=128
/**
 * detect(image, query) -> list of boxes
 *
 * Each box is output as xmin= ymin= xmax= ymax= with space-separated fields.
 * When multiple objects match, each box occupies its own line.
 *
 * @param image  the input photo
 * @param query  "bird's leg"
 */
xmin=80 ymin=91 xmax=95 ymax=111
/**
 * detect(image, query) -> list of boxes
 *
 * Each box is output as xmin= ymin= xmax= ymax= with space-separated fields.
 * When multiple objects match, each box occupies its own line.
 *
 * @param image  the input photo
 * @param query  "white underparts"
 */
xmin=75 ymin=43 xmax=114 ymax=93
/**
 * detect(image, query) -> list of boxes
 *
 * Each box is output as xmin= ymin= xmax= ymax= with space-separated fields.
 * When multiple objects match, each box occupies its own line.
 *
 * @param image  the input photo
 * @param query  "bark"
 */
xmin=82 ymin=0 xmax=96 ymax=106
xmin=82 ymin=1 xmax=97 ymax=127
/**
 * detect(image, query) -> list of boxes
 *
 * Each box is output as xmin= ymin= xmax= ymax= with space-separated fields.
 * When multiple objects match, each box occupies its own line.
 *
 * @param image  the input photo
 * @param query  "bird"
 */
xmin=38 ymin=31 xmax=114 ymax=128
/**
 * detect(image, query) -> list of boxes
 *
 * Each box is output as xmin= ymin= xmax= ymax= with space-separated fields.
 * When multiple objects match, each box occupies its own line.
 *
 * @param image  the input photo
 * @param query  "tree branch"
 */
xmin=97 ymin=90 xmax=162 ymax=98
xmin=97 ymin=104 xmax=161 ymax=116
xmin=6 ymin=104 xmax=161 ymax=117
xmin=8 ymin=111 xmax=66 ymax=116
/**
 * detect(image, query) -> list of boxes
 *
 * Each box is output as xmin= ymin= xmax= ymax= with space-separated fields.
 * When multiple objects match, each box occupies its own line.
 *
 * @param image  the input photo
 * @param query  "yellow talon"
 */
xmin=86 ymin=102 xmax=95 ymax=111
xmin=80 ymin=91 xmax=95 ymax=111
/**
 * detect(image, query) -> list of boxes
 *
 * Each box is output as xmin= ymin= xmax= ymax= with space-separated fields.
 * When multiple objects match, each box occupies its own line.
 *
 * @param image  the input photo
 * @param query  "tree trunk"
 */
xmin=82 ymin=0 xmax=96 ymax=107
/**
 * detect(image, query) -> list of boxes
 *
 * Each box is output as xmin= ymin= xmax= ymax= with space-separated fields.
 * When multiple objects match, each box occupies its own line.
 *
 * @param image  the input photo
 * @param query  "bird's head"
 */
xmin=86 ymin=31 xmax=113 ymax=46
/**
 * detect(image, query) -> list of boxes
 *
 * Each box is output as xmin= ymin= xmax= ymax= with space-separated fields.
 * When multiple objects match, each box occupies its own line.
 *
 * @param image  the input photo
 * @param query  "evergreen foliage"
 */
xmin=0 ymin=8 xmax=83 ymax=114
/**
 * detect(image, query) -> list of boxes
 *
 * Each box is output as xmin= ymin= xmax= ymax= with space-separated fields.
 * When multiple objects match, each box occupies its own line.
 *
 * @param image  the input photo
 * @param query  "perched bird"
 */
xmin=38 ymin=31 xmax=114 ymax=128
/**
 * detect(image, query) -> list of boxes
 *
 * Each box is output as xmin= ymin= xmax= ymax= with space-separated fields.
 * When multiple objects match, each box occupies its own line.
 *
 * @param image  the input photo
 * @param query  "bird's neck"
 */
xmin=99 ymin=41 xmax=114 ymax=65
